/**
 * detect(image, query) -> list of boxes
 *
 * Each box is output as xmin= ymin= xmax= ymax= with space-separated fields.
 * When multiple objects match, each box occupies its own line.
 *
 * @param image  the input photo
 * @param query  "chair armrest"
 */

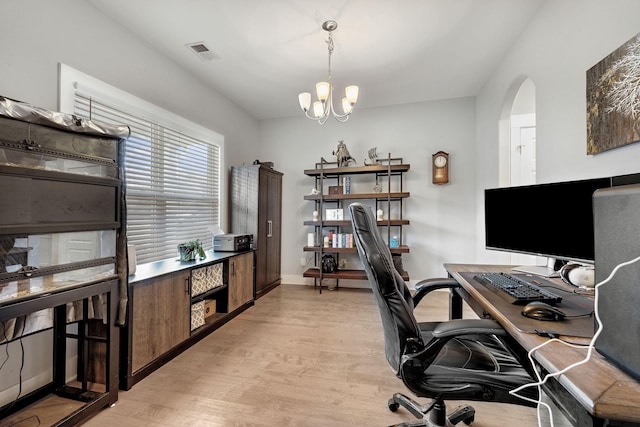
xmin=431 ymin=318 xmax=507 ymax=338
xmin=412 ymin=277 xmax=460 ymax=307
xmin=400 ymin=319 xmax=508 ymax=382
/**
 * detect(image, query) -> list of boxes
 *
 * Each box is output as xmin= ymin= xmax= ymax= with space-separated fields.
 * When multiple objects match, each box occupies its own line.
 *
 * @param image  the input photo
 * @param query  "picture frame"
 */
xmin=325 ymin=208 xmax=344 ymax=220
xmin=586 ymin=32 xmax=640 ymax=154
xmin=328 ymin=185 xmax=343 ymax=195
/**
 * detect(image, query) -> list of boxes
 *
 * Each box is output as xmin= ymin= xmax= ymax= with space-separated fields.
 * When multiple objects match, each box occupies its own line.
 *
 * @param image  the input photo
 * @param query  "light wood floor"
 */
xmin=83 ymin=284 xmax=560 ymax=427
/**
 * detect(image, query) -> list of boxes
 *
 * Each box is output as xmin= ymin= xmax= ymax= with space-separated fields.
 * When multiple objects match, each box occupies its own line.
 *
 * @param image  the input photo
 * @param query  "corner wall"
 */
xmin=475 ymin=0 xmax=640 ymax=264
xmin=0 ymin=0 xmax=260 ymax=231
xmin=259 ymin=97 xmax=477 ymax=285
xmin=0 ymin=0 xmax=259 ymax=406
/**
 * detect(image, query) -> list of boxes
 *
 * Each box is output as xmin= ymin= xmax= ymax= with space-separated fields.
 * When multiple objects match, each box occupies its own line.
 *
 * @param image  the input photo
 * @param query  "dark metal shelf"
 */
xmin=304 ymin=192 xmax=409 ymax=201
xmin=303 ymin=267 xmax=409 ymax=281
xmin=304 ymin=164 xmax=410 ymax=176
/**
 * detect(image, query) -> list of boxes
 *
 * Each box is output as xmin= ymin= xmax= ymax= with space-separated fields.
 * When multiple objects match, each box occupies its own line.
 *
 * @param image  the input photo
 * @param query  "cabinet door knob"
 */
xmin=185 ymin=277 xmax=190 ymax=294
xmin=267 ymin=220 xmax=273 ymax=237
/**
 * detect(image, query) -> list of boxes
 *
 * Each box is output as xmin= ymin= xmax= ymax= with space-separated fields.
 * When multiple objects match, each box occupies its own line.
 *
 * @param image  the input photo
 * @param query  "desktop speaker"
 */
xmin=593 ymin=183 xmax=640 ymax=380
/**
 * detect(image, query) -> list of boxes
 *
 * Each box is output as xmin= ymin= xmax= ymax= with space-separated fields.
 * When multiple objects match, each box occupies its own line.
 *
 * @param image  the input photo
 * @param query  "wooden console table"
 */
xmin=120 ymin=250 xmax=255 ymax=390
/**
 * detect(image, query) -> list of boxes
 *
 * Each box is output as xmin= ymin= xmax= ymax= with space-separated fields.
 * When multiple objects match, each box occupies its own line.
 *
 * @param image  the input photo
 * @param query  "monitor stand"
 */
xmin=512 ymin=257 xmax=559 ymax=278
xmin=512 ymin=265 xmax=557 ymax=278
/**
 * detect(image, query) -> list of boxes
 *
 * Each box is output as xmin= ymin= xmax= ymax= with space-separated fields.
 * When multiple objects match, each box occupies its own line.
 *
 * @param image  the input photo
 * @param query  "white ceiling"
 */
xmin=87 ymin=0 xmax=545 ymax=121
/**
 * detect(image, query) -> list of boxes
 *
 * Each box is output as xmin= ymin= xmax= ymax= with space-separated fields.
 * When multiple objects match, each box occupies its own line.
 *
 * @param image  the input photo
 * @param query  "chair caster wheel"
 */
xmin=448 ymin=405 xmax=475 ymax=426
xmin=388 ymin=398 xmax=400 ymax=412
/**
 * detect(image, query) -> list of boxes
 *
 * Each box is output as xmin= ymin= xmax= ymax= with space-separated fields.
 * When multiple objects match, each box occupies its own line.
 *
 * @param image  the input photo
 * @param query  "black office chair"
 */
xmin=349 ymin=203 xmax=537 ymax=426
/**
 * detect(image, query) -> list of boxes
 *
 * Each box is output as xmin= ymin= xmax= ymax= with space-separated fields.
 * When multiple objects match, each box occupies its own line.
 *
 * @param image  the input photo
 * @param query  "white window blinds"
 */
xmin=72 ymin=93 xmax=220 ymax=264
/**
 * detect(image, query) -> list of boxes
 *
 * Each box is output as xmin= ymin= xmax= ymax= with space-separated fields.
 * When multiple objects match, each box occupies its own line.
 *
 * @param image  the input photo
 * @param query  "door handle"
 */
xmin=267 ymin=220 xmax=273 ymax=237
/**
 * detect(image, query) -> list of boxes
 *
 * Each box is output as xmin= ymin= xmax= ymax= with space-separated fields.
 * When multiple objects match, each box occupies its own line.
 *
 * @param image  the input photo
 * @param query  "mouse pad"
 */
xmin=461 ymin=272 xmax=595 ymax=338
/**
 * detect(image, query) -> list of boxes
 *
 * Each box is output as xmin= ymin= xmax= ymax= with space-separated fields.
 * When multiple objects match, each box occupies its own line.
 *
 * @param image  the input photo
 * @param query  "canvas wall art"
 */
xmin=586 ymin=32 xmax=640 ymax=154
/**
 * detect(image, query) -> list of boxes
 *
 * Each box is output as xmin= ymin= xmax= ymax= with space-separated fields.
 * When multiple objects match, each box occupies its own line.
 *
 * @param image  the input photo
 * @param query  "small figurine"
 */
xmin=364 ymin=147 xmax=379 ymax=165
xmin=333 ymin=140 xmax=355 ymax=168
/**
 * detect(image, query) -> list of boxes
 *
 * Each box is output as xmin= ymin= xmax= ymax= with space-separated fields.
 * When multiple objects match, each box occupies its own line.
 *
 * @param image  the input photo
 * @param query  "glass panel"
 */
xmin=0 ymin=264 xmax=116 ymax=305
xmin=0 ymin=148 xmax=117 ymax=178
xmin=1 ymin=230 xmax=116 ymax=273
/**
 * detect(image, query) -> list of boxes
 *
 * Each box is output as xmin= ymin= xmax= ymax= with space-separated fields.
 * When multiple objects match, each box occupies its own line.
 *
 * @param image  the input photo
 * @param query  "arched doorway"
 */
xmin=509 ymin=79 xmax=536 ymax=186
xmin=498 ymin=77 xmax=537 ymax=266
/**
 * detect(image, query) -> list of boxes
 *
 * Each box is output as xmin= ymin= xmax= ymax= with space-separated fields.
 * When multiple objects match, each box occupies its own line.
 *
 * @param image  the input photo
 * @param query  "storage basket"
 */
xmin=191 ymin=263 xmax=223 ymax=296
xmin=191 ymin=301 xmax=205 ymax=331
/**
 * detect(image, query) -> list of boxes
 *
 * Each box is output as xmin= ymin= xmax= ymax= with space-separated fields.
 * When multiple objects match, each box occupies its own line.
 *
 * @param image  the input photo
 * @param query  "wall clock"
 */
xmin=432 ymin=151 xmax=449 ymax=184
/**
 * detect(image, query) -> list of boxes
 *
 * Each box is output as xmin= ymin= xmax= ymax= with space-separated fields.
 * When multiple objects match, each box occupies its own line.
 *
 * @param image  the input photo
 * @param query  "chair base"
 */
xmin=387 ymin=393 xmax=475 ymax=427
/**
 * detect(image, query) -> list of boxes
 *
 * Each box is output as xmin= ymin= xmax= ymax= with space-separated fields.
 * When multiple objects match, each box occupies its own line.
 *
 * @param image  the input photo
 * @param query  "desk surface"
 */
xmin=444 ymin=263 xmax=640 ymax=425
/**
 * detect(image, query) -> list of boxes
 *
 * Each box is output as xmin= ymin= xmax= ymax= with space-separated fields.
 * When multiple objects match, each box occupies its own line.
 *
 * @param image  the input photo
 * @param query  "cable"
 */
xmin=4 ymin=327 xmax=26 ymax=414
xmin=0 ymin=321 xmax=9 ymax=372
xmin=563 ymin=311 xmax=594 ymax=319
xmin=509 ymin=253 xmax=640 ymax=427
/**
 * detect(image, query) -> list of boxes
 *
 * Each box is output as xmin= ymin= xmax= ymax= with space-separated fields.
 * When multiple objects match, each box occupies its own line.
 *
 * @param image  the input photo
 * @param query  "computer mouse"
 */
xmin=521 ymin=301 xmax=566 ymax=321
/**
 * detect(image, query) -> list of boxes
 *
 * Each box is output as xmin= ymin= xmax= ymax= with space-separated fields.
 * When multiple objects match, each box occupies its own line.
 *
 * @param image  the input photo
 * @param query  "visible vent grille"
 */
xmin=186 ymin=41 xmax=218 ymax=61
xmin=190 ymin=43 xmax=209 ymax=53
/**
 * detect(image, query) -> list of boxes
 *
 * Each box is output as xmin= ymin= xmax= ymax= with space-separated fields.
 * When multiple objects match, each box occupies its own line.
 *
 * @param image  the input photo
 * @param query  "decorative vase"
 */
xmin=178 ymin=240 xmax=205 ymax=261
xmin=178 ymin=244 xmax=196 ymax=261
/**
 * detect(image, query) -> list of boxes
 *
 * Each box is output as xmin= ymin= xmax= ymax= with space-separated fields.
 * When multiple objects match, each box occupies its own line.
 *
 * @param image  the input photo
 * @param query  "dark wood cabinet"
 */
xmin=228 ymin=251 xmax=254 ymax=312
xmin=231 ymin=165 xmax=283 ymax=298
xmin=121 ymin=251 xmax=254 ymax=390
xmin=130 ymin=270 xmax=190 ymax=373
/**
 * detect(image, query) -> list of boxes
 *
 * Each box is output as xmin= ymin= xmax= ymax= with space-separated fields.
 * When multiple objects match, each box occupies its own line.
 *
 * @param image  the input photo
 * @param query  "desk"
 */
xmin=444 ymin=264 xmax=640 ymax=427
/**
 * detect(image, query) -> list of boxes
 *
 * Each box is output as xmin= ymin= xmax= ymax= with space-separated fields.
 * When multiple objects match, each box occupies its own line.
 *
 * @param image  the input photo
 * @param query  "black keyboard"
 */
xmin=473 ymin=272 xmax=563 ymax=305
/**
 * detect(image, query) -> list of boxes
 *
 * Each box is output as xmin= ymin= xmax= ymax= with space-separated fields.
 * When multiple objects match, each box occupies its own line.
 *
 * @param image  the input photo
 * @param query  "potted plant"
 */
xmin=177 ymin=239 xmax=206 ymax=261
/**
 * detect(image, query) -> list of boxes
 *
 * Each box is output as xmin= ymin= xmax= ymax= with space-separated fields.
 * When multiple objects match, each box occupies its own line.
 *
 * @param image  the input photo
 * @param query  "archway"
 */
xmin=498 ymin=77 xmax=537 ymax=266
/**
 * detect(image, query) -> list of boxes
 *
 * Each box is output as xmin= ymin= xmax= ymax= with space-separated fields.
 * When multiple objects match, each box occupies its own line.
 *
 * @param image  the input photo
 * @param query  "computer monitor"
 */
xmin=484 ymin=177 xmax=612 ymax=276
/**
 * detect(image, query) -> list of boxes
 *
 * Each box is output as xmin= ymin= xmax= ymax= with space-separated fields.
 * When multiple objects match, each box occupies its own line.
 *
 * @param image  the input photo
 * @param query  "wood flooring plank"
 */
xmin=82 ymin=284 xmax=561 ymax=427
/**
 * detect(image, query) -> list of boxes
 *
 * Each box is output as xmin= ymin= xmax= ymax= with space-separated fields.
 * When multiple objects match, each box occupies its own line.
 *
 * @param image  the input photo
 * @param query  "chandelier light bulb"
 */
xmin=316 ymin=82 xmax=330 ymax=102
xmin=297 ymin=20 xmax=358 ymax=124
xmin=298 ymin=92 xmax=311 ymax=112
xmin=342 ymin=97 xmax=352 ymax=114
xmin=345 ymin=85 xmax=359 ymax=104
xmin=313 ymin=101 xmax=324 ymax=118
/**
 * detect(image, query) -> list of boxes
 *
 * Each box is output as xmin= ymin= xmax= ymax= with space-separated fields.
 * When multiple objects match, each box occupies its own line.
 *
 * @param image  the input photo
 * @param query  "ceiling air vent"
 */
xmin=186 ymin=41 xmax=218 ymax=61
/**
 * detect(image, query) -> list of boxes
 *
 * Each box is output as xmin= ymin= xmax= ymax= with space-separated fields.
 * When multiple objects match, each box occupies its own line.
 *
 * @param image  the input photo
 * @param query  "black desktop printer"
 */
xmin=213 ymin=233 xmax=252 ymax=252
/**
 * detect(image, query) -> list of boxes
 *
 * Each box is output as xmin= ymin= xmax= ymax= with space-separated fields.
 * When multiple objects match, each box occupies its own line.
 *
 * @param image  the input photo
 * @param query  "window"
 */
xmin=59 ymin=64 xmax=223 ymax=264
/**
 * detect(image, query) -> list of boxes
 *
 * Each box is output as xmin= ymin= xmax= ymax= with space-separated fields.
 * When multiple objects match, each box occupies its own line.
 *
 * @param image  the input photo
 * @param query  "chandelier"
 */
xmin=298 ymin=20 xmax=359 ymax=124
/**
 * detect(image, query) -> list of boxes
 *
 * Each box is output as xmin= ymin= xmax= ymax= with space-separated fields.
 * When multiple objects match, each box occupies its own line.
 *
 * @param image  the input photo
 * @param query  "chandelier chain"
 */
xmin=326 ymin=32 xmax=334 ymax=83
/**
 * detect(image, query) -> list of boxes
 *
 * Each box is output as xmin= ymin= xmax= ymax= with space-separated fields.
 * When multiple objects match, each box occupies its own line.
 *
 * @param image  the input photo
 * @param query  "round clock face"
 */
xmin=434 ymin=155 xmax=447 ymax=168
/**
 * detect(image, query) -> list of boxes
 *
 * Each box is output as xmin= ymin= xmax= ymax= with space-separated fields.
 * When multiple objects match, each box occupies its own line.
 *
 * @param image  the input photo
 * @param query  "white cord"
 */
xmin=509 ymin=253 xmax=640 ymax=427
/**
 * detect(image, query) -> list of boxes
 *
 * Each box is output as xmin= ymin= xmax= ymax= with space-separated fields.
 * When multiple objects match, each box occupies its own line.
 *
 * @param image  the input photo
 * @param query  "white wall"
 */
xmin=475 ymin=0 xmax=640 ymax=264
xmin=0 ymin=0 xmax=258 ymax=405
xmin=0 ymin=0 xmax=260 ymax=221
xmin=260 ymin=97 xmax=477 ymax=285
